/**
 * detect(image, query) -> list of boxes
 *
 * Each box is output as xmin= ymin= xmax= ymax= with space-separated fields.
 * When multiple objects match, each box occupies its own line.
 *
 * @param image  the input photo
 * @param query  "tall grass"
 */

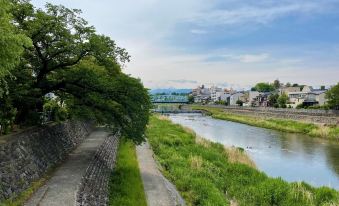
xmin=192 ymin=106 xmax=339 ymax=140
xmin=147 ymin=115 xmax=339 ymax=206
xmin=109 ymin=139 xmax=147 ymax=206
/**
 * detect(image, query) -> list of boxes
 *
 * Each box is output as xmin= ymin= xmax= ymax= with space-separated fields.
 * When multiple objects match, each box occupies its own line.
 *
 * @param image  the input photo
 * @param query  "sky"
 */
xmin=31 ymin=0 xmax=339 ymax=90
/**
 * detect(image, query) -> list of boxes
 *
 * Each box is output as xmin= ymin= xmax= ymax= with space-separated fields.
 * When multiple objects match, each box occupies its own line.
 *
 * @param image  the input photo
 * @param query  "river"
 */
xmin=168 ymin=113 xmax=339 ymax=190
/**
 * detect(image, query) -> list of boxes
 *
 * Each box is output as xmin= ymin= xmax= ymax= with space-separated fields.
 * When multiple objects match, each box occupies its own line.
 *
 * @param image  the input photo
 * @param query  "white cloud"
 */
xmin=188 ymin=1 xmax=334 ymax=26
xmin=238 ymin=53 xmax=270 ymax=63
xmin=190 ymin=29 xmax=208 ymax=34
xmin=221 ymin=53 xmax=270 ymax=63
xmin=30 ymin=0 xmax=339 ymax=89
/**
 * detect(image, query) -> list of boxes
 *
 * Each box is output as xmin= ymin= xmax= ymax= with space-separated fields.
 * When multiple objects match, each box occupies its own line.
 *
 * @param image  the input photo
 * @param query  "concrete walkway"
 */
xmin=25 ymin=128 xmax=109 ymax=206
xmin=136 ymin=142 xmax=185 ymax=206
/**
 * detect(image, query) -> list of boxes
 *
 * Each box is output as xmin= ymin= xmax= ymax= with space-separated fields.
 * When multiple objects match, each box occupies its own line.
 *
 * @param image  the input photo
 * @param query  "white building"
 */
xmin=210 ymin=86 xmax=223 ymax=102
xmin=213 ymin=91 xmax=231 ymax=102
xmin=192 ymin=85 xmax=211 ymax=103
xmin=229 ymin=92 xmax=245 ymax=106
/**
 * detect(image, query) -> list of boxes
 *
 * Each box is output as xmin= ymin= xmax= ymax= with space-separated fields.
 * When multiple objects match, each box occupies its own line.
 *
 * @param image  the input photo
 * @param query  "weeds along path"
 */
xmin=25 ymin=128 xmax=109 ymax=206
xmin=136 ymin=142 xmax=185 ymax=206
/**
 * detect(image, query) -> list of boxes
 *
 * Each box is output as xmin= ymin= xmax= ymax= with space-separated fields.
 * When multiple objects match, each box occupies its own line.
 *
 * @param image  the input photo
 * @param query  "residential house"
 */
xmin=249 ymin=91 xmax=260 ymax=104
xmin=251 ymin=92 xmax=271 ymax=107
xmin=287 ymin=86 xmax=327 ymax=108
xmin=229 ymin=92 xmax=245 ymax=106
xmin=279 ymin=87 xmax=301 ymax=95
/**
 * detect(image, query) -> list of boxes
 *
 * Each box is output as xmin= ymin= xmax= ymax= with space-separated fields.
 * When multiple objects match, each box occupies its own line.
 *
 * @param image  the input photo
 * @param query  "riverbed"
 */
xmin=168 ymin=113 xmax=339 ymax=190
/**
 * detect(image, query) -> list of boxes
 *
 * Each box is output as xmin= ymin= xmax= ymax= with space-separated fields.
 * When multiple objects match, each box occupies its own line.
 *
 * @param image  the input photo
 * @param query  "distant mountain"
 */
xmin=150 ymin=88 xmax=192 ymax=95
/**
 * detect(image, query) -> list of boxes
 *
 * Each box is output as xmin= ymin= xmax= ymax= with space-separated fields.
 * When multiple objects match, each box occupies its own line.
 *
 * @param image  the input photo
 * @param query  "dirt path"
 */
xmin=136 ymin=142 xmax=185 ymax=206
xmin=25 ymin=128 xmax=109 ymax=206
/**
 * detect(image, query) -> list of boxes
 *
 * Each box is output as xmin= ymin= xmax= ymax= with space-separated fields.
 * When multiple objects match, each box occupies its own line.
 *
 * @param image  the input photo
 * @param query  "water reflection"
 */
xmin=168 ymin=113 xmax=339 ymax=189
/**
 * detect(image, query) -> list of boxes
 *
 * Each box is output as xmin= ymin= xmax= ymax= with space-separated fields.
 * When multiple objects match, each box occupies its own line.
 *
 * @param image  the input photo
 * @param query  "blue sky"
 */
xmin=31 ymin=0 xmax=339 ymax=89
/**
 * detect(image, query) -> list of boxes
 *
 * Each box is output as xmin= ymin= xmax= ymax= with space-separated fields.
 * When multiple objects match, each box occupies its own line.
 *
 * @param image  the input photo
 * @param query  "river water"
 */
xmin=168 ymin=113 xmax=339 ymax=190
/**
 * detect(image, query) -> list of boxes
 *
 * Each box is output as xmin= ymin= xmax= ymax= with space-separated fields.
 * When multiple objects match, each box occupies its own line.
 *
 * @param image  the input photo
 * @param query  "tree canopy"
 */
xmin=326 ymin=83 xmax=339 ymax=109
xmin=252 ymin=82 xmax=275 ymax=92
xmin=0 ymin=0 xmax=31 ymax=95
xmin=0 ymin=0 xmax=151 ymax=142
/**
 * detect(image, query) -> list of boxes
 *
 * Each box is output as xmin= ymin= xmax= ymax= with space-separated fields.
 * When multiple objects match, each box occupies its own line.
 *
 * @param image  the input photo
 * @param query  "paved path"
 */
xmin=136 ymin=142 xmax=185 ymax=206
xmin=25 ymin=128 xmax=109 ymax=206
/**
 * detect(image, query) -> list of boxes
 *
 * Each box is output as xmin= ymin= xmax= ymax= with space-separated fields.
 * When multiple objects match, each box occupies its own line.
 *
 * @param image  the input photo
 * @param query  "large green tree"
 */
xmin=326 ymin=83 xmax=339 ymax=109
xmin=0 ymin=0 xmax=31 ymax=134
xmin=4 ymin=1 xmax=150 ymax=142
xmin=253 ymin=82 xmax=275 ymax=92
xmin=0 ymin=0 xmax=30 ymax=79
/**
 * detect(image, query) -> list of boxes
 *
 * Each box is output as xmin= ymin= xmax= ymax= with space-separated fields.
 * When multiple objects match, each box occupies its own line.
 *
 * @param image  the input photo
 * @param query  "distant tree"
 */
xmin=273 ymin=79 xmax=280 ymax=89
xmin=320 ymin=86 xmax=326 ymax=90
xmin=277 ymin=94 xmax=288 ymax=108
xmin=268 ymin=94 xmax=279 ymax=106
xmin=188 ymin=95 xmax=194 ymax=104
xmin=236 ymin=100 xmax=243 ymax=106
xmin=326 ymin=83 xmax=339 ymax=110
xmin=292 ymin=83 xmax=299 ymax=87
xmin=254 ymin=83 xmax=275 ymax=92
xmin=286 ymin=82 xmax=292 ymax=87
xmin=251 ymin=87 xmax=257 ymax=91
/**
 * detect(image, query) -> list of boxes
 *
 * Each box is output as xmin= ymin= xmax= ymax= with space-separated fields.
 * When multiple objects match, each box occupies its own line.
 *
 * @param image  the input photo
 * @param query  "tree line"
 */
xmin=0 ymin=0 xmax=151 ymax=143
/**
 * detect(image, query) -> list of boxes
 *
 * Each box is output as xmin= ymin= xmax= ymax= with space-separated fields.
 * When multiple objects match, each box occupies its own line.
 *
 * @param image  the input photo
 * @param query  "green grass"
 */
xmin=192 ymin=106 xmax=339 ymax=140
xmin=147 ymin=115 xmax=339 ymax=206
xmin=109 ymin=139 xmax=147 ymax=206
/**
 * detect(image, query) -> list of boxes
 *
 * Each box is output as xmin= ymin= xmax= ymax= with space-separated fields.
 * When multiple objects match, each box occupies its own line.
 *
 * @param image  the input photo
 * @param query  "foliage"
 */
xmin=278 ymin=94 xmax=288 ymax=108
xmin=109 ymin=139 xmax=147 ymax=206
xmin=147 ymin=116 xmax=339 ymax=206
xmin=191 ymin=106 xmax=339 ymax=140
xmin=268 ymin=93 xmax=279 ymax=106
xmin=0 ymin=0 xmax=31 ymax=133
xmin=188 ymin=95 xmax=194 ymax=104
xmin=0 ymin=0 xmax=31 ymax=80
xmin=43 ymin=98 xmax=68 ymax=122
xmin=1 ymin=1 xmax=151 ymax=142
xmin=253 ymin=82 xmax=275 ymax=92
xmin=236 ymin=100 xmax=243 ymax=106
xmin=273 ymin=79 xmax=280 ymax=89
xmin=326 ymin=83 xmax=339 ymax=109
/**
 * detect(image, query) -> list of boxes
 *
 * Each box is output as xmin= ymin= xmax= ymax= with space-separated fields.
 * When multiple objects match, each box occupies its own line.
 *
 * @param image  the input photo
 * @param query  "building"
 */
xmin=251 ymin=92 xmax=271 ymax=107
xmin=287 ymin=86 xmax=327 ymax=108
xmin=248 ymin=91 xmax=260 ymax=104
xmin=229 ymin=92 xmax=245 ymax=106
xmin=192 ymin=85 xmax=211 ymax=103
xmin=279 ymin=87 xmax=301 ymax=95
xmin=210 ymin=86 xmax=223 ymax=102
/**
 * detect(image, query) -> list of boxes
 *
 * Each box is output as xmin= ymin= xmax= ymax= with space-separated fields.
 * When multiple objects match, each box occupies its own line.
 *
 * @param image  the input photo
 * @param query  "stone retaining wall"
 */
xmin=76 ymin=133 xmax=119 ymax=206
xmin=206 ymin=105 xmax=339 ymax=117
xmin=0 ymin=121 xmax=93 ymax=202
xmin=197 ymin=105 xmax=339 ymax=125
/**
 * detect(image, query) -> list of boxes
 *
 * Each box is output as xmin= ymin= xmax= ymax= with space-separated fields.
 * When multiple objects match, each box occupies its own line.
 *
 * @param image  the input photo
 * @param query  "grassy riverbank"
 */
xmin=109 ymin=139 xmax=147 ymax=206
xmin=192 ymin=105 xmax=339 ymax=140
xmin=147 ymin=115 xmax=339 ymax=206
